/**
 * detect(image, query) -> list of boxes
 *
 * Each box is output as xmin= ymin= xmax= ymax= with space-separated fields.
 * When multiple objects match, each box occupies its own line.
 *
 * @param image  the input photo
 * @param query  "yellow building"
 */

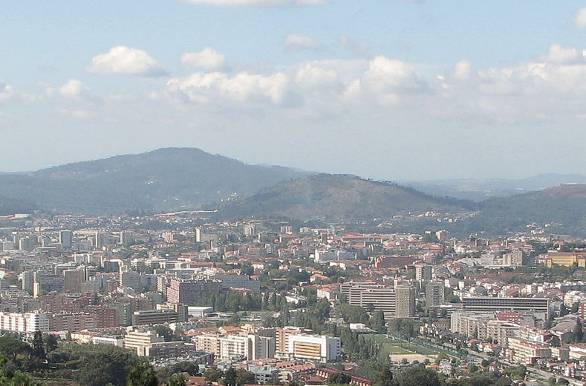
xmin=541 ymin=252 xmax=586 ymax=268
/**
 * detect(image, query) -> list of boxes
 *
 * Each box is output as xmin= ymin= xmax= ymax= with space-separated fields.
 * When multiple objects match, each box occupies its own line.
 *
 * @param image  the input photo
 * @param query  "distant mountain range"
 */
xmin=404 ymin=173 xmax=586 ymax=201
xmin=0 ymin=148 xmax=304 ymax=214
xmin=2 ymin=148 xmax=586 ymax=236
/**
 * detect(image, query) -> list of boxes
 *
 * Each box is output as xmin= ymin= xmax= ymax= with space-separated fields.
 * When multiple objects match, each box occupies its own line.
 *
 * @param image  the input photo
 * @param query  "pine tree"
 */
xmin=32 ymin=331 xmax=46 ymax=360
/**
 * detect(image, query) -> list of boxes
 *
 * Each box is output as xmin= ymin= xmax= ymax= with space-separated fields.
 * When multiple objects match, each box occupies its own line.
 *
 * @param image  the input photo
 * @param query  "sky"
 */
xmin=2 ymin=1 xmax=586 ymax=180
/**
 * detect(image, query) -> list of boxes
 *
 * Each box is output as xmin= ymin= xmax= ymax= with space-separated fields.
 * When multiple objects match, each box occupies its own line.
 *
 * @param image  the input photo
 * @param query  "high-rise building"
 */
xmin=166 ymin=279 xmax=220 ymax=305
xmin=276 ymin=326 xmax=308 ymax=357
xmin=20 ymin=271 xmax=34 ymax=295
xmin=395 ymin=283 xmax=416 ymax=318
xmin=342 ymin=282 xmax=396 ymax=319
xmin=63 ymin=268 xmax=87 ymax=293
xmin=59 ymin=230 xmax=73 ymax=249
xmin=425 ymin=281 xmax=445 ymax=308
xmin=341 ymin=282 xmax=416 ymax=319
xmin=194 ymin=227 xmax=202 ymax=243
xmin=414 ymin=264 xmax=433 ymax=282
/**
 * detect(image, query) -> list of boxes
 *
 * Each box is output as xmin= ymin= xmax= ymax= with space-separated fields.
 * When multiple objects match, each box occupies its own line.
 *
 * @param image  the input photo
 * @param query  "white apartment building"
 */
xmin=0 ymin=312 xmax=49 ymax=334
xmin=287 ymin=334 xmax=340 ymax=363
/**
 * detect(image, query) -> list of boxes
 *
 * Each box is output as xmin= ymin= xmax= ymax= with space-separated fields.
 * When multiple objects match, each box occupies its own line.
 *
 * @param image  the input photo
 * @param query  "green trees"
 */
xmin=329 ymin=372 xmax=352 ymax=385
xmin=168 ymin=374 xmax=186 ymax=386
xmin=204 ymin=367 xmax=224 ymax=382
xmin=387 ymin=319 xmax=417 ymax=340
xmin=203 ymin=366 xmax=254 ymax=386
xmin=153 ymin=325 xmax=175 ymax=342
xmin=337 ymin=304 xmax=369 ymax=324
xmin=224 ymin=368 xmax=237 ymax=386
xmin=391 ymin=366 xmax=441 ymax=386
xmin=375 ymin=367 xmax=394 ymax=386
xmin=127 ymin=360 xmax=159 ymax=386
xmin=370 ymin=311 xmax=386 ymax=333
xmin=45 ymin=334 xmax=59 ymax=353
xmin=0 ymin=356 xmax=40 ymax=386
xmin=78 ymin=345 xmax=138 ymax=386
xmin=235 ymin=368 xmax=255 ymax=385
xmin=31 ymin=331 xmax=46 ymax=360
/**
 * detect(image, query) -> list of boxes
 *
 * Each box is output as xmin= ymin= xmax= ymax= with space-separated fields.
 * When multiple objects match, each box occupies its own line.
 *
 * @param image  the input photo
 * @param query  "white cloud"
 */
xmin=166 ymin=71 xmax=289 ymax=105
xmin=87 ymin=46 xmax=164 ymax=76
xmin=181 ymin=48 xmax=225 ymax=70
xmin=182 ymin=0 xmax=326 ymax=5
xmin=285 ymin=33 xmax=320 ymax=50
xmin=543 ymin=44 xmax=582 ymax=64
xmin=58 ymin=79 xmax=88 ymax=98
xmin=453 ymin=60 xmax=472 ymax=80
xmin=363 ymin=56 xmax=422 ymax=94
xmin=576 ymin=7 xmax=586 ymax=28
xmin=0 ymin=82 xmax=15 ymax=103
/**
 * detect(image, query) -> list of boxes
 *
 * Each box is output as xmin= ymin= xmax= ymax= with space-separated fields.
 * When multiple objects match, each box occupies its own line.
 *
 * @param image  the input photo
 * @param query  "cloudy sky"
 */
xmin=2 ymin=1 xmax=586 ymax=180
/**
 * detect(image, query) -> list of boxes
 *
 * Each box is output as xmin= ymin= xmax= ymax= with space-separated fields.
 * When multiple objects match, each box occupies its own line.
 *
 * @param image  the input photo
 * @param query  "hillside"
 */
xmin=464 ymin=184 xmax=586 ymax=235
xmin=0 ymin=194 xmax=35 ymax=216
xmin=0 ymin=148 xmax=304 ymax=214
xmin=219 ymin=174 xmax=473 ymax=221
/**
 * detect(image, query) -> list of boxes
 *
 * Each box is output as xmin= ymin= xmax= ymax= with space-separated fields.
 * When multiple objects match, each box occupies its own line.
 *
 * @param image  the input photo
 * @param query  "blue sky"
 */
xmin=2 ymin=1 xmax=586 ymax=179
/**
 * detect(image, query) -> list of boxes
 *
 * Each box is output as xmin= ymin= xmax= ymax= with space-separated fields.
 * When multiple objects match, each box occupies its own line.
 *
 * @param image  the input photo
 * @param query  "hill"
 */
xmin=0 ymin=148 xmax=304 ymax=214
xmin=219 ymin=174 xmax=473 ymax=221
xmin=0 ymin=194 xmax=35 ymax=216
xmin=464 ymin=184 xmax=586 ymax=235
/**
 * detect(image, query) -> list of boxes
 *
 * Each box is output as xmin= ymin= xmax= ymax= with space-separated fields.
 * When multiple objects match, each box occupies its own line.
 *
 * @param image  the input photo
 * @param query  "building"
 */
xmin=63 ymin=268 xmax=87 ymax=294
xmin=166 ymin=279 xmax=220 ymax=305
xmin=395 ymin=284 xmax=416 ymax=318
xmin=276 ymin=326 xmax=308 ymax=357
xmin=194 ymin=334 xmax=221 ymax=356
xmin=507 ymin=337 xmax=551 ymax=364
xmin=287 ymin=334 xmax=340 ymax=363
xmin=503 ymin=250 xmax=523 ymax=267
xmin=124 ymin=330 xmax=164 ymax=356
xmin=20 ymin=271 xmax=34 ymax=295
xmin=426 ymin=282 xmax=445 ymax=308
xmin=461 ymin=297 xmax=549 ymax=316
xmin=0 ymin=312 xmax=49 ymax=334
xmin=414 ymin=264 xmax=432 ymax=282
xmin=59 ymin=230 xmax=73 ymax=249
xmin=341 ymin=282 xmax=396 ymax=320
xmin=132 ymin=309 xmax=180 ymax=326
xmin=218 ymin=335 xmax=251 ymax=360
xmin=539 ymin=252 xmax=586 ymax=268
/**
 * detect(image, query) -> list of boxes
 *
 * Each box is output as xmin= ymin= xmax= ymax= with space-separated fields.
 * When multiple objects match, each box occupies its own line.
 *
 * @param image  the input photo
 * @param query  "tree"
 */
xmin=392 ymin=366 xmax=441 ymax=386
xmin=168 ymin=374 xmax=186 ymax=386
xmin=45 ymin=334 xmax=59 ymax=353
xmin=329 ymin=372 xmax=352 ymax=385
xmin=78 ymin=345 xmax=138 ymax=386
xmin=154 ymin=325 xmax=175 ymax=342
xmin=235 ymin=369 xmax=255 ymax=385
xmin=204 ymin=367 xmax=223 ymax=382
xmin=375 ymin=367 xmax=394 ymax=386
xmin=31 ymin=331 xmax=46 ymax=360
xmin=128 ymin=360 xmax=159 ymax=386
xmin=370 ymin=311 xmax=386 ymax=333
xmin=224 ymin=368 xmax=237 ymax=386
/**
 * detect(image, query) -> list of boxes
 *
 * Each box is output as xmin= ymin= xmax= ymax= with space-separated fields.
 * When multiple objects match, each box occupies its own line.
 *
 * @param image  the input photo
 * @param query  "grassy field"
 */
xmin=364 ymin=334 xmax=462 ymax=359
